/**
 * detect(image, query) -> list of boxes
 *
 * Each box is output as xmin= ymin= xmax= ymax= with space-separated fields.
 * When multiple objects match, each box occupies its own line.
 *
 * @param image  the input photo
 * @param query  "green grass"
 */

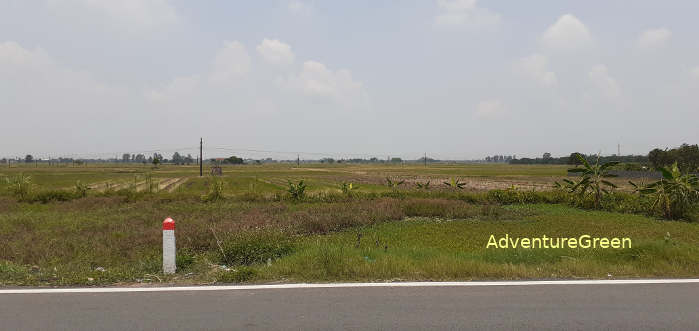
xmin=0 ymin=163 xmax=697 ymax=286
xmin=255 ymin=204 xmax=699 ymax=282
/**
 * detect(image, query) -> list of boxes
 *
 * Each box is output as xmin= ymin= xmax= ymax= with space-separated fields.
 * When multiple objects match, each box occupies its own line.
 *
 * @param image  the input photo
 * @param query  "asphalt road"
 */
xmin=2 ymin=283 xmax=698 ymax=330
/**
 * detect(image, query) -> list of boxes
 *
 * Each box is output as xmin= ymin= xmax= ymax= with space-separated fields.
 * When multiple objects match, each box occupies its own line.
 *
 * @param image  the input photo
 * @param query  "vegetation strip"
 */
xmin=1 ymin=162 xmax=697 ymax=286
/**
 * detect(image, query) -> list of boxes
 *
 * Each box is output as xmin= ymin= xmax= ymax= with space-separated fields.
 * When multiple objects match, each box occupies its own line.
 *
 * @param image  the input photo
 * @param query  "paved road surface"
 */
xmin=2 ymin=282 xmax=698 ymax=330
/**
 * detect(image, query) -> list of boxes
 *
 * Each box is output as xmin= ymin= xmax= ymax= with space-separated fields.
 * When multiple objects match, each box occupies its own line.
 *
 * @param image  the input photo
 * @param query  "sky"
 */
xmin=1 ymin=0 xmax=698 ymax=160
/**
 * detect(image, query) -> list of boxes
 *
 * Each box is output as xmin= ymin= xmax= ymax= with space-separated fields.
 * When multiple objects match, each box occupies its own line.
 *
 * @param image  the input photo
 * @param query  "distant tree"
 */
xmin=184 ymin=154 xmax=194 ymax=164
xmin=224 ymin=156 xmax=244 ymax=165
xmin=152 ymin=154 xmax=161 ymax=166
xmin=122 ymin=153 xmax=131 ymax=163
xmin=648 ymin=144 xmax=699 ymax=173
xmin=171 ymin=152 xmax=183 ymax=165
xmin=320 ymin=158 xmax=335 ymax=164
xmin=390 ymin=157 xmax=403 ymax=163
xmin=567 ymin=152 xmax=583 ymax=166
xmin=648 ymin=148 xmax=665 ymax=169
xmin=25 ymin=155 xmax=33 ymax=163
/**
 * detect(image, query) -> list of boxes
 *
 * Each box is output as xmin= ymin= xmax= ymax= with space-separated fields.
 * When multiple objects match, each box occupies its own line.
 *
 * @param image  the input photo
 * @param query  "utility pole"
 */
xmin=297 ymin=154 xmax=300 ymax=167
xmin=199 ymin=138 xmax=203 ymax=177
xmin=424 ymin=152 xmax=427 ymax=167
xmin=618 ymin=143 xmax=621 ymax=157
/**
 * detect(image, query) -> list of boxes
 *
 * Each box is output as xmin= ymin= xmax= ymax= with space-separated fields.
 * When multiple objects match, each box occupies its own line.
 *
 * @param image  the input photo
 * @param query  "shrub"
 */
xmin=385 ymin=177 xmax=405 ymax=190
xmin=287 ymin=180 xmax=306 ymax=201
xmin=443 ymin=178 xmax=466 ymax=189
xmin=634 ymin=162 xmax=699 ymax=219
xmin=566 ymin=153 xmax=619 ymax=209
xmin=340 ymin=182 xmax=358 ymax=195
xmin=218 ymin=231 xmax=294 ymax=266
xmin=31 ymin=190 xmax=77 ymax=203
xmin=74 ymin=180 xmax=90 ymax=198
xmin=5 ymin=174 xmax=32 ymax=200
xmin=401 ymin=198 xmax=478 ymax=218
xmin=201 ymin=179 xmax=225 ymax=202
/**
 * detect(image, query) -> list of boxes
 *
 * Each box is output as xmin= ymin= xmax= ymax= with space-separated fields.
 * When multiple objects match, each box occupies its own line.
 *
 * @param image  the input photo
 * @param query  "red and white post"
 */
xmin=162 ymin=217 xmax=176 ymax=274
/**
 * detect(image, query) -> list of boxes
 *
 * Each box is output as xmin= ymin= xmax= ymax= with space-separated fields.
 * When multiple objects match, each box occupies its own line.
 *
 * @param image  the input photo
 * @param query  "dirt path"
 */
xmin=89 ymin=179 xmax=141 ymax=192
xmin=167 ymin=177 xmax=189 ymax=192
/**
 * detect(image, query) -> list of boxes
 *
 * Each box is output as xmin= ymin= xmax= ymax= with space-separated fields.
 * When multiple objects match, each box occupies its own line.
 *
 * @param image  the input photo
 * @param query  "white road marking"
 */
xmin=2 ymin=279 xmax=698 ymax=294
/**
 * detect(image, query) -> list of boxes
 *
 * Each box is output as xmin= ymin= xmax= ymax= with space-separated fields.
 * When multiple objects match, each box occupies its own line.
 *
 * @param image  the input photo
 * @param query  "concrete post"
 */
xmin=162 ymin=218 xmax=176 ymax=274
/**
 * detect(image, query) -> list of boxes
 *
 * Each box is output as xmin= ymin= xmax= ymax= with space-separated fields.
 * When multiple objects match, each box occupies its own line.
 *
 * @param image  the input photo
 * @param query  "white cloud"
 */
xmin=288 ymin=1 xmax=313 ymax=15
xmin=515 ymin=54 xmax=557 ymax=87
xmin=147 ymin=41 xmax=252 ymax=103
xmin=474 ymin=100 xmax=504 ymax=119
xmin=637 ymin=28 xmax=672 ymax=49
xmin=209 ymin=41 xmax=251 ymax=84
xmin=256 ymin=39 xmax=295 ymax=65
xmin=149 ymin=41 xmax=365 ymax=110
xmin=283 ymin=61 xmax=363 ymax=100
xmin=0 ymin=41 xmax=114 ymax=97
xmin=434 ymin=0 xmax=500 ymax=30
xmin=437 ymin=0 xmax=477 ymax=12
xmin=47 ymin=0 xmax=178 ymax=33
xmin=146 ymin=74 xmax=200 ymax=102
xmin=588 ymin=64 xmax=620 ymax=98
xmin=0 ymin=41 xmax=128 ymax=154
xmin=540 ymin=14 xmax=592 ymax=51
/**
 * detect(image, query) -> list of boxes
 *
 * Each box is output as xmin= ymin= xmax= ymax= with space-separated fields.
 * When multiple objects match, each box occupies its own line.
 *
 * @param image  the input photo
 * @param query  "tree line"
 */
xmin=508 ymin=143 xmax=698 ymax=173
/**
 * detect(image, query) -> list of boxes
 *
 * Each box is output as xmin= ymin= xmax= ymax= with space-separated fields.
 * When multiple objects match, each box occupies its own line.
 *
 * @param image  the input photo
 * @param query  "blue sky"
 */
xmin=1 ymin=0 xmax=698 ymax=160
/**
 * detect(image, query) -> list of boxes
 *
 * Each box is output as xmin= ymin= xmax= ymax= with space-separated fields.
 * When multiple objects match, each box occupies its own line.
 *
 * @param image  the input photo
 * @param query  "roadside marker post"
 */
xmin=162 ymin=218 xmax=176 ymax=274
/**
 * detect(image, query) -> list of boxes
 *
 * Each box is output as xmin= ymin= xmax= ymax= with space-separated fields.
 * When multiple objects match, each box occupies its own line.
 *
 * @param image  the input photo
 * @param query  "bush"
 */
xmin=287 ymin=180 xmax=306 ymax=201
xmin=5 ymin=174 xmax=32 ymax=200
xmin=633 ymin=163 xmax=699 ymax=219
xmin=201 ymin=179 xmax=225 ymax=202
xmin=218 ymin=231 xmax=294 ymax=266
xmin=401 ymin=199 xmax=478 ymax=219
xmin=74 ymin=181 xmax=90 ymax=198
xmin=31 ymin=190 xmax=78 ymax=203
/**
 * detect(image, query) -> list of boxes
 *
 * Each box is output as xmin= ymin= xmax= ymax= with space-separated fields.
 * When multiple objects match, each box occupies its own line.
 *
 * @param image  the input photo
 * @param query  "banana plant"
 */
xmin=385 ymin=177 xmax=405 ymax=189
xmin=633 ymin=162 xmax=699 ymax=219
xmin=553 ymin=178 xmax=580 ymax=191
xmin=443 ymin=178 xmax=466 ymax=189
xmin=287 ymin=180 xmax=307 ymax=200
xmin=567 ymin=153 xmax=619 ymax=209
xmin=340 ymin=182 xmax=358 ymax=194
xmin=74 ymin=180 xmax=90 ymax=198
xmin=415 ymin=181 xmax=431 ymax=189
